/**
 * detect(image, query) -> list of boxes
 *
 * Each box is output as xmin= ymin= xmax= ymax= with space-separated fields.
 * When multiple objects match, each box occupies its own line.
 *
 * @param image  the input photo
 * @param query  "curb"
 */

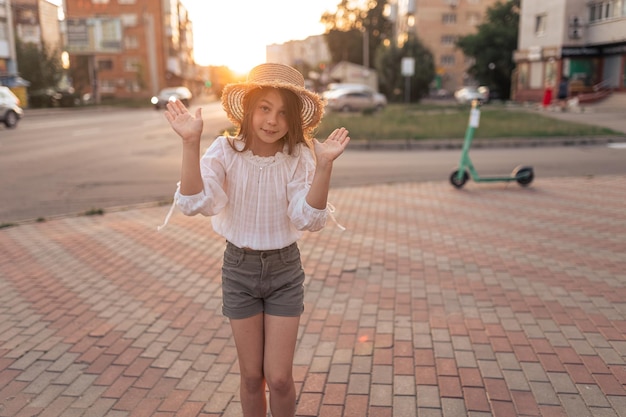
xmin=347 ymin=135 xmax=624 ymax=150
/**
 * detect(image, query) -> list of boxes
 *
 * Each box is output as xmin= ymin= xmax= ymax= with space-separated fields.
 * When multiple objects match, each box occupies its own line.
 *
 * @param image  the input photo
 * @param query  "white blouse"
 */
xmin=161 ymin=136 xmax=330 ymax=250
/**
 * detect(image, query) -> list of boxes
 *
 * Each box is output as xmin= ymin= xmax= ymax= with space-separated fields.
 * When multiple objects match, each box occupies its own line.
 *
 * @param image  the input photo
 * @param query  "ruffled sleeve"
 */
xmin=286 ymin=145 xmax=328 ymax=232
xmin=176 ymin=137 xmax=229 ymax=217
xmin=158 ymin=138 xmax=229 ymax=230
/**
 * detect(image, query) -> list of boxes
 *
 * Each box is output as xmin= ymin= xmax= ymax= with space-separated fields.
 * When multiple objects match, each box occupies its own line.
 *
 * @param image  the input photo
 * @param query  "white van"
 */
xmin=0 ymin=86 xmax=24 ymax=129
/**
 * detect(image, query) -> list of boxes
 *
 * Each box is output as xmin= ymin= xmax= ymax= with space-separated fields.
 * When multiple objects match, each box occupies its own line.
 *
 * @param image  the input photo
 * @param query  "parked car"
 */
xmin=28 ymin=87 xmax=81 ymax=108
xmin=323 ymin=83 xmax=371 ymax=96
xmin=0 ymin=86 xmax=24 ymax=129
xmin=325 ymin=88 xmax=387 ymax=112
xmin=151 ymin=86 xmax=192 ymax=109
xmin=372 ymin=92 xmax=388 ymax=109
xmin=454 ymin=86 xmax=489 ymax=104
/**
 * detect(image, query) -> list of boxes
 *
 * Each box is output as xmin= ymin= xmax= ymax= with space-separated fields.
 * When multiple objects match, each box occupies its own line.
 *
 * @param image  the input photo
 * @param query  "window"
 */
xmin=100 ymin=80 xmax=116 ymax=93
xmin=126 ymin=80 xmax=141 ymax=92
xmin=590 ymin=3 xmax=600 ymax=20
xmin=118 ymin=0 xmax=137 ymax=4
xmin=19 ymin=25 xmax=40 ymax=43
xmin=120 ymin=14 xmax=138 ymax=27
xmin=92 ymin=0 xmax=110 ymax=3
xmin=440 ymin=55 xmax=455 ymax=66
xmin=125 ymin=58 xmax=140 ymax=72
xmin=535 ymin=14 xmax=546 ymax=35
xmin=442 ymin=13 xmax=457 ymax=24
xmin=97 ymin=59 xmax=113 ymax=71
xmin=0 ymin=20 xmax=7 ymax=40
xmin=589 ymin=1 xmax=622 ymax=22
xmin=518 ymin=62 xmax=529 ymax=88
xmin=346 ymin=92 xmax=370 ymax=99
xmin=529 ymin=61 xmax=543 ymax=89
xmin=100 ymin=19 xmax=121 ymax=47
xmin=124 ymin=35 xmax=139 ymax=50
xmin=467 ymin=12 xmax=481 ymax=25
xmin=441 ymin=35 xmax=457 ymax=46
xmin=17 ymin=8 xmax=37 ymax=23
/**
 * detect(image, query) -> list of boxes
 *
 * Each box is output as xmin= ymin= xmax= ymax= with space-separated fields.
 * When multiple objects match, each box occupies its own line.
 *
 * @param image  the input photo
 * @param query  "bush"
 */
xmin=28 ymin=89 xmax=61 ymax=108
xmin=28 ymin=88 xmax=81 ymax=108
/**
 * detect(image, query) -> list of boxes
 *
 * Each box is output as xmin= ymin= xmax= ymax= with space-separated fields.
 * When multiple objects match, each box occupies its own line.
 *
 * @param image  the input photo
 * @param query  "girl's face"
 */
xmin=248 ymin=89 xmax=289 ymax=156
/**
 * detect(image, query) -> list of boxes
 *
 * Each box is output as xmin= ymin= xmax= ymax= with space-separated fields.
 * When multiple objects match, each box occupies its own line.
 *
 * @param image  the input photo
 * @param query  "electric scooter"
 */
xmin=449 ymin=100 xmax=534 ymax=189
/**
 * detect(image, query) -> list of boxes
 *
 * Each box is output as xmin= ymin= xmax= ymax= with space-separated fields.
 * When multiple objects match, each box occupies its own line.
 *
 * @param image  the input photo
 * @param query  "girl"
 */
xmin=162 ymin=63 xmax=349 ymax=417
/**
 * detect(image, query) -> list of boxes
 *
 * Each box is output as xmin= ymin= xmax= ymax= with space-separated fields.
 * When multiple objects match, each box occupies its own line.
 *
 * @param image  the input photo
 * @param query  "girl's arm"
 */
xmin=306 ymin=127 xmax=350 ymax=209
xmin=165 ymin=100 xmax=204 ymax=195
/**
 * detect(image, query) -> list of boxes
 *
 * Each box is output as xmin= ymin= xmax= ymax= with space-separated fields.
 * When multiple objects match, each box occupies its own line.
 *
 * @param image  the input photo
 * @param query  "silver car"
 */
xmin=151 ymin=86 xmax=192 ymax=109
xmin=0 ymin=86 xmax=24 ymax=128
xmin=325 ymin=88 xmax=387 ymax=112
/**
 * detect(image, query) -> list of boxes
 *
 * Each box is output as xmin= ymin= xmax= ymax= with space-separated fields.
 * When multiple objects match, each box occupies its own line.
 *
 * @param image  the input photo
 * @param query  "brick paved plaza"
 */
xmin=1 ymin=175 xmax=625 ymax=416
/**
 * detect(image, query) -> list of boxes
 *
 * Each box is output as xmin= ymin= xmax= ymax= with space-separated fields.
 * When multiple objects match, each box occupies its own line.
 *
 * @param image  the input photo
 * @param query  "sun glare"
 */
xmin=192 ymin=34 xmax=264 ymax=75
xmin=182 ymin=0 xmax=338 ymax=74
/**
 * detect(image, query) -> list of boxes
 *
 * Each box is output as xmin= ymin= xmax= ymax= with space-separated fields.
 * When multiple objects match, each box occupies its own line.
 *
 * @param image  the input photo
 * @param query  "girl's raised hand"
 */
xmin=315 ymin=127 xmax=350 ymax=165
xmin=164 ymin=99 xmax=203 ymax=144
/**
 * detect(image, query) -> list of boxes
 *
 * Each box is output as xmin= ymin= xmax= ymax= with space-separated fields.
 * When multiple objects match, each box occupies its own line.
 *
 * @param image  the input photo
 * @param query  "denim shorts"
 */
xmin=221 ymin=241 xmax=305 ymax=319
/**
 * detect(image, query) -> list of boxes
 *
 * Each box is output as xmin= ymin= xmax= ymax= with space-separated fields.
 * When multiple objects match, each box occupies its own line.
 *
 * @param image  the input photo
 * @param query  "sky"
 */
xmin=180 ymin=0 xmax=339 ymax=74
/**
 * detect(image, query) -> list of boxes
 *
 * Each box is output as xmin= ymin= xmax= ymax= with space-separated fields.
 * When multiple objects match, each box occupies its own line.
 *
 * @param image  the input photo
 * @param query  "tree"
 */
xmin=321 ymin=0 xmax=393 ymax=68
xmin=15 ymin=39 xmax=64 ymax=91
xmin=376 ymin=39 xmax=403 ymax=101
xmin=455 ymin=0 xmax=520 ymax=99
xmin=325 ymin=29 xmax=363 ymax=65
xmin=376 ymin=33 xmax=435 ymax=103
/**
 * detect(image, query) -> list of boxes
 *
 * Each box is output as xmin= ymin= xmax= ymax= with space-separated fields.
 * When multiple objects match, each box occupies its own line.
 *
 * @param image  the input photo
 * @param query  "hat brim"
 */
xmin=222 ymin=81 xmax=324 ymax=131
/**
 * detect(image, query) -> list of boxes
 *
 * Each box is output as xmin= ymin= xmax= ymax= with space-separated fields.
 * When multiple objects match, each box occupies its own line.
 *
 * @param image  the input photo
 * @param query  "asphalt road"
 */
xmin=1 ymin=99 xmax=625 ymax=224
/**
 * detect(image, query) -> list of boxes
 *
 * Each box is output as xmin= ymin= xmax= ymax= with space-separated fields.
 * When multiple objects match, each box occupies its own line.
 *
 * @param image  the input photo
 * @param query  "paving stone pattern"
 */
xmin=1 ymin=175 xmax=625 ymax=417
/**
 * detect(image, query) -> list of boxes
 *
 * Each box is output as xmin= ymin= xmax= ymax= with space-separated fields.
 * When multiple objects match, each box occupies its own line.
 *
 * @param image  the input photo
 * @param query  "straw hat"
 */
xmin=221 ymin=63 xmax=324 ymax=131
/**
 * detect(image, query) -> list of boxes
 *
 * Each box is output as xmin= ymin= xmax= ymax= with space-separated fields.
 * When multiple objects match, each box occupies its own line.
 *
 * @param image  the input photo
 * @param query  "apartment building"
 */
xmin=266 ymin=35 xmax=332 ymax=91
xmin=266 ymin=35 xmax=331 ymax=71
xmin=64 ymin=0 xmax=198 ymax=102
xmin=266 ymin=0 xmax=498 ymax=94
xmin=514 ymin=0 xmax=626 ymax=102
xmin=0 ymin=0 xmax=18 ymax=78
xmin=12 ymin=0 xmax=62 ymax=51
xmin=393 ymin=0 xmax=501 ymax=93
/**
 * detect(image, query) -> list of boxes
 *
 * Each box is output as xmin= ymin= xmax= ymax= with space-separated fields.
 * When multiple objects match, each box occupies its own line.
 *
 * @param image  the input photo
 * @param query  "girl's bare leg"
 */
xmin=263 ymin=315 xmax=300 ymax=417
xmin=230 ymin=313 xmax=267 ymax=417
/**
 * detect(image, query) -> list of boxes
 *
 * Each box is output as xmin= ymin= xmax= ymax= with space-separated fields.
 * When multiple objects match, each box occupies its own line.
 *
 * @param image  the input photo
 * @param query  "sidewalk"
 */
xmin=524 ymin=101 xmax=626 ymax=135
xmin=1 ymin=174 xmax=625 ymax=416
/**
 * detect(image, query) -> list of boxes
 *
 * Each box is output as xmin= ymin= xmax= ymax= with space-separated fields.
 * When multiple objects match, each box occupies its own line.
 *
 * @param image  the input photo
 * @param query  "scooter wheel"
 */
xmin=513 ymin=166 xmax=534 ymax=186
xmin=450 ymin=170 xmax=469 ymax=189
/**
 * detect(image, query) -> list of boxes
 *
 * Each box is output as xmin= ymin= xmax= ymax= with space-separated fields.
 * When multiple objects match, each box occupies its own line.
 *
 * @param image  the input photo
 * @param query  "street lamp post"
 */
xmin=362 ymin=28 xmax=369 ymax=68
